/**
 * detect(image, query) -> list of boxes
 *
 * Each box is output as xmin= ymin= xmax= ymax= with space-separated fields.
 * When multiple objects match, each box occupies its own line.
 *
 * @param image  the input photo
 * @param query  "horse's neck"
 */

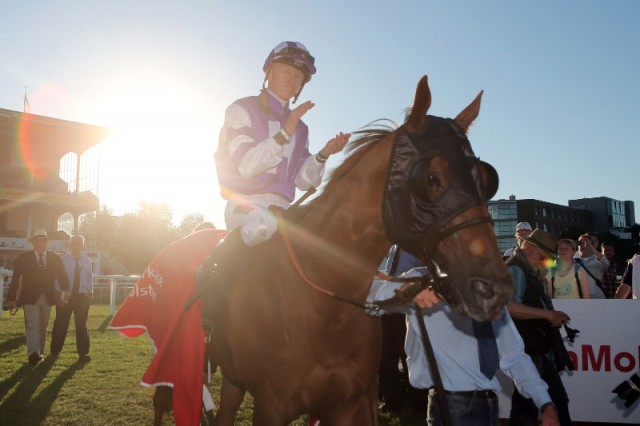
xmin=296 ymin=143 xmax=392 ymax=287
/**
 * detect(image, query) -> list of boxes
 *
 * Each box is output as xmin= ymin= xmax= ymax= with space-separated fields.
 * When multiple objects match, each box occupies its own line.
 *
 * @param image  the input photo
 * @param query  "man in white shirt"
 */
xmin=51 ymin=235 xmax=94 ymax=362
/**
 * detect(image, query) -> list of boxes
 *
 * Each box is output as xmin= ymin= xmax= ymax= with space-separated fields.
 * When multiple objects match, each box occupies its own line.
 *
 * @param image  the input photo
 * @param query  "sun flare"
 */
xmin=93 ymin=77 xmax=223 ymax=224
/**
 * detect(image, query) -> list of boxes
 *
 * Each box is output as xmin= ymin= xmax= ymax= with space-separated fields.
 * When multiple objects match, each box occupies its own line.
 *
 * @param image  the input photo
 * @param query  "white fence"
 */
xmin=1 ymin=272 xmax=139 ymax=316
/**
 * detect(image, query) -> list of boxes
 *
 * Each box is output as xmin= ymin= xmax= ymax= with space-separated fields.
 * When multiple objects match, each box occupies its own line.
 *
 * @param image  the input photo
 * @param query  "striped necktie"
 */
xmin=473 ymin=320 xmax=500 ymax=379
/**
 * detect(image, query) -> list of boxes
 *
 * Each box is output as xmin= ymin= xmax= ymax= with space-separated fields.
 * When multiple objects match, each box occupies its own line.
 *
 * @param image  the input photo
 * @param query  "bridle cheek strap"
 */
xmin=426 ymin=215 xmax=494 ymax=253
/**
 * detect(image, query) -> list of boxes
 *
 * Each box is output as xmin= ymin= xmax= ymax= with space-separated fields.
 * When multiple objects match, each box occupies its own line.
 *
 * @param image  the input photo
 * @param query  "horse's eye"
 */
xmin=410 ymin=158 xmax=446 ymax=202
xmin=427 ymin=174 xmax=439 ymax=187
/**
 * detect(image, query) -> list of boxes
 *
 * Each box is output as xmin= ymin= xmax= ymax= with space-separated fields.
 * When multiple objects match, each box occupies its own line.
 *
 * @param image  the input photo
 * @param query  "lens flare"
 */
xmin=17 ymin=83 xmax=66 ymax=177
xmin=469 ymin=239 xmax=485 ymax=256
xmin=542 ymin=257 xmax=557 ymax=270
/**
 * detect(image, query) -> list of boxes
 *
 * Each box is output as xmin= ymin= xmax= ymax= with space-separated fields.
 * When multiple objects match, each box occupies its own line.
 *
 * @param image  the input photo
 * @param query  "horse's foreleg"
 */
xmin=152 ymin=386 xmax=173 ymax=426
xmin=214 ymin=377 xmax=245 ymax=426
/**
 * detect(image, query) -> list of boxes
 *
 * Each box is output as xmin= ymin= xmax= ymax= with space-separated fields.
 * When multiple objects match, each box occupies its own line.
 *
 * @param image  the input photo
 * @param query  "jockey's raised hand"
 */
xmin=320 ymin=132 xmax=350 ymax=156
xmin=284 ymin=101 xmax=315 ymax=136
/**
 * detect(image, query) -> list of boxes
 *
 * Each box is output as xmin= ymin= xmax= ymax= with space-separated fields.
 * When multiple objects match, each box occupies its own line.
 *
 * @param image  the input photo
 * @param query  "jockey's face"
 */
xmin=267 ymin=62 xmax=305 ymax=101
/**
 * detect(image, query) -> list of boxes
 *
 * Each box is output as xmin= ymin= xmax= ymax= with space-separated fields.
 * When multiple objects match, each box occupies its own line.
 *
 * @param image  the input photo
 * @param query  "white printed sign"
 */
xmin=498 ymin=299 xmax=640 ymax=423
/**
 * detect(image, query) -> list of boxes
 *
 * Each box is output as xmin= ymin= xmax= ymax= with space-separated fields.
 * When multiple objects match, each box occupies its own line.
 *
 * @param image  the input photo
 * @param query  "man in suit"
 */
xmin=51 ymin=235 xmax=94 ymax=361
xmin=6 ymin=229 xmax=69 ymax=365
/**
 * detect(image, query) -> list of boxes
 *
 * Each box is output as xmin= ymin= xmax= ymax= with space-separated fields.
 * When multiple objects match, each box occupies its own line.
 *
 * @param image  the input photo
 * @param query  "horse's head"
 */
xmin=383 ymin=76 xmax=512 ymax=321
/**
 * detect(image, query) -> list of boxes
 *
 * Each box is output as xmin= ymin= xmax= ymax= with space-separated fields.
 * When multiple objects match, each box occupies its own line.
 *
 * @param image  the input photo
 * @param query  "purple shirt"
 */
xmin=215 ymin=91 xmax=313 ymax=202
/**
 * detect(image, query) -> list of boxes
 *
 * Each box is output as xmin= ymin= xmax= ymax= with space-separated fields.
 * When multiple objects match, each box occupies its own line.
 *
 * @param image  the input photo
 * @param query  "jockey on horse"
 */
xmin=194 ymin=41 xmax=350 ymax=337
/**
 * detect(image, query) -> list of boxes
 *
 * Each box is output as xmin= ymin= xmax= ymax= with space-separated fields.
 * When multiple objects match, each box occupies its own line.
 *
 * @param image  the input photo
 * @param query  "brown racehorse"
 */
xmin=206 ymin=75 xmax=514 ymax=425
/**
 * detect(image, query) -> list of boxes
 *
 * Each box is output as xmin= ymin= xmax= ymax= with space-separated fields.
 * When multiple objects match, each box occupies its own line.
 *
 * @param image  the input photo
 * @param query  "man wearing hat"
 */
xmin=6 ymin=229 xmax=69 ymax=366
xmin=503 ymin=221 xmax=532 ymax=258
xmin=506 ymin=229 xmax=572 ymax=426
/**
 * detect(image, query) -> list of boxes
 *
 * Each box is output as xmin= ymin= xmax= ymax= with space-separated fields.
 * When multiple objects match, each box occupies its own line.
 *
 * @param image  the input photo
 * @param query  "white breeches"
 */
xmin=224 ymin=193 xmax=291 ymax=246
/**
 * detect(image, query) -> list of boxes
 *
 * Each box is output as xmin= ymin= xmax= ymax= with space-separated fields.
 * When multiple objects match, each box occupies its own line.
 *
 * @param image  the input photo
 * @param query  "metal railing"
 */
xmin=1 ymin=272 xmax=140 ymax=316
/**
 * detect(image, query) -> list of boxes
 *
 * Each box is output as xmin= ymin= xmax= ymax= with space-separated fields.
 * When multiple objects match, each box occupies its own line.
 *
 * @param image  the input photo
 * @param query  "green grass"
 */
xmin=0 ymin=304 xmax=424 ymax=425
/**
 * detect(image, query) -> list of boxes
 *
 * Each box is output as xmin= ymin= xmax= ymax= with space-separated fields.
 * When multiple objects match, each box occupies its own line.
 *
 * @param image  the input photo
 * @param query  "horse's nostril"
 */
xmin=471 ymin=279 xmax=495 ymax=299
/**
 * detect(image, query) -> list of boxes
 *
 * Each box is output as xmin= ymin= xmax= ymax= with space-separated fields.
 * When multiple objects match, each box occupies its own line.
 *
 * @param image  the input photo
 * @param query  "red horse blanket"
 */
xmin=110 ymin=229 xmax=226 ymax=425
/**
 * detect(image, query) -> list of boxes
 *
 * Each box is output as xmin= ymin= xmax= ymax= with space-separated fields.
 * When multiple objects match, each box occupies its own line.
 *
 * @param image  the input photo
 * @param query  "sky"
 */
xmin=1 ymin=1 xmax=639 ymax=228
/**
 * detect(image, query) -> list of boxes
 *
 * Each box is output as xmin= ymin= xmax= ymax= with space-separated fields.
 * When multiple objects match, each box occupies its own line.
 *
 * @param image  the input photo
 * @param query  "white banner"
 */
xmin=498 ymin=299 xmax=640 ymax=423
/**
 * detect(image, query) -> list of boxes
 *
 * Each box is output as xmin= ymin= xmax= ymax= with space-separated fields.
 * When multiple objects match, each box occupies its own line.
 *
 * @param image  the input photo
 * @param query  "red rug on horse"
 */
xmin=110 ymin=229 xmax=227 ymax=425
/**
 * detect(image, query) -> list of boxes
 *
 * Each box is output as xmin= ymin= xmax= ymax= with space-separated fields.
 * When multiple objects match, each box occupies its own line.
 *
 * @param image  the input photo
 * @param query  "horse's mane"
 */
xmin=323 ymin=119 xmax=396 ymax=188
xmin=288 ymin=120 xmax=396 ymax=219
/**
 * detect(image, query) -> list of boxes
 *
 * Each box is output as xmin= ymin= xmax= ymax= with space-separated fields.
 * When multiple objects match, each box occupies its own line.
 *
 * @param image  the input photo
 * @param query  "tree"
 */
xmin=111 ymin=202 xmax=176 ymax=274
xmin=176 ymin=213 xmax=206 ymax=239
xmin=78 ymin=205 xmax=118 ymax=251
xmin=79 ymin=203 xmax=211 ymax=274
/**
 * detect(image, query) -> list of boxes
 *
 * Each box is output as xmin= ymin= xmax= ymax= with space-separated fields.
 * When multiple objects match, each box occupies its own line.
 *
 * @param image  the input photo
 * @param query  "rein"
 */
xmin=276 ymin=213 xmax=370 ymax=311
xmin=275 ymin=209 xmax=493 ymax=313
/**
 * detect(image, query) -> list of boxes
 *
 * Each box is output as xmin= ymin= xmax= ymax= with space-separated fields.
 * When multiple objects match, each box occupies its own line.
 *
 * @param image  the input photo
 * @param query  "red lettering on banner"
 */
xmin=569 ymin=345 xmax=640 ymax=372
xmin=582 ymin=344 xmax=611 ymax=372
xmin=614 ymin=352 xmax=636 ymax=373
xmin=568 ymin=350 xmax=578 ymax=368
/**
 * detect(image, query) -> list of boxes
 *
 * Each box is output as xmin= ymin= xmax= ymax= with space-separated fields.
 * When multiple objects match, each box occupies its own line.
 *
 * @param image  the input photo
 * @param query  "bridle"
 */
xmin=275 ymin=208 xmax=494 ymax=313
xmin=415 ymin=214 xmax=494 ymax=301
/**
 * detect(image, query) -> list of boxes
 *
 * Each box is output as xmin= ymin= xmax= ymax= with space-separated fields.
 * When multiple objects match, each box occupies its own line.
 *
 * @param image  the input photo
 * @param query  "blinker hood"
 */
xmin=382 ymin=116 xmax=498 ymax=256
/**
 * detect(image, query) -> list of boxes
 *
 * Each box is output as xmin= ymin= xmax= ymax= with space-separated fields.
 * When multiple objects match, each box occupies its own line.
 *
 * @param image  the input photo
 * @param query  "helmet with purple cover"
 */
xmin=263 ymin=41 xmax=316 ymax=83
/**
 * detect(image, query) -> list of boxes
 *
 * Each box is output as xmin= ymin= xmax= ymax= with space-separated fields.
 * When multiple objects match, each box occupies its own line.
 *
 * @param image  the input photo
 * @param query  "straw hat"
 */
xmin=29 ymin=229 xmax=48 ymax=241
xmin=521 ymin=228 xmax=557 ymax=258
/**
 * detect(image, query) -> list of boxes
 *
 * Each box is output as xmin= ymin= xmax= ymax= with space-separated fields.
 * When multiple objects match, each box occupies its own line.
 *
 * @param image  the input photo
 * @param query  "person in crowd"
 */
xmin=368 ymin=247 xmax=560 ymax=426
xmin=506 ymin=228 xmax=572 ymax=426
xmin=574 ymin=232 xmax=607 ymax=298
xmin=546 ymin=239 xmax=590 ymax=299
xmin=51 ymin=235 xmax=94 ymax=362
xmin=600 ymin=242 xmax=624 ymax=299
xmin=5 ymin=229 xmax=69 ymax=365
xmin=615 ymin=252 xmax=639 ymax=299
xmin=378 ymin=246 xmax=428 ymax=414
xmin=503 ymin=221 xmax=532 ymax=258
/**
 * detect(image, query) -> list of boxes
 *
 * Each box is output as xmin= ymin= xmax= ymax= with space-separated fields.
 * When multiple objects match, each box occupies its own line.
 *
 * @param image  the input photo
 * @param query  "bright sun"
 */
xmin=93 ymin=77 xmax=223 ymax=225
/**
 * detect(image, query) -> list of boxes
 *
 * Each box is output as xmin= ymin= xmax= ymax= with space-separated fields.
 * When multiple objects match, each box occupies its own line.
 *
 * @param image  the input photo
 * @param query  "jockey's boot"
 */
xmin=195 ymin=229 xmax=246 ymax=339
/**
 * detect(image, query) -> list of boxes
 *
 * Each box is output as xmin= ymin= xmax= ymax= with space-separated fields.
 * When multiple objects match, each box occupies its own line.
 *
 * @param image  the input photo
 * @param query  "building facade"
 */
xmin=489 ymin=195 xmax=594 ymax=254
xmin=0 ymin=108 xmax=106 ymax=268
xmin=568 ymin=197 xmax=636 ymax=235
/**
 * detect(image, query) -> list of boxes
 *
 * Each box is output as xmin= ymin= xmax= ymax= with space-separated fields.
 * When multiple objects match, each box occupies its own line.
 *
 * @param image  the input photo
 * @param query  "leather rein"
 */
xmin=275 ymin=208 xmax=493 ymax=312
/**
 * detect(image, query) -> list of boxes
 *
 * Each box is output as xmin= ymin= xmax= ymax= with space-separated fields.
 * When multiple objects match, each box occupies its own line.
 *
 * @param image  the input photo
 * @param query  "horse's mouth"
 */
xmin=447 ymin=276 xmax=511 ymax=322
xmin=471 ymin=278 xmax=496 ymax=300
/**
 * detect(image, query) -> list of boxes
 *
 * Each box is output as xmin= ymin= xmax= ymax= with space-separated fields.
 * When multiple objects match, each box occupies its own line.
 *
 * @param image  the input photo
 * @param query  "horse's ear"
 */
xmin=406 ymin=76 xmax=432 ymax=132
xmin=454 ymin=90 xmax=483 ymax=132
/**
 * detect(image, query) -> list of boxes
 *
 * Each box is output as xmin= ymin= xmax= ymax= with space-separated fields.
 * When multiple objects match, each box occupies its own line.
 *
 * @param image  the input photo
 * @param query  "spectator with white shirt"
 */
xmin=51 ymin=234 xmax=94 ymax=362
xmin=368 ymin=248 xmax=560 ymax=426
xmin=503 ymin=221 xmax=532 ymax=258
xmin=574 ymin=232 xmax=608 ymax=298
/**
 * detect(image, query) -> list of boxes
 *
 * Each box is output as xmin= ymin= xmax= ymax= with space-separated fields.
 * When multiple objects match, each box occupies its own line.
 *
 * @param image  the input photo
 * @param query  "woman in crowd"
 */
xmin=547 ymin=239 xmax=590 ymax=299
